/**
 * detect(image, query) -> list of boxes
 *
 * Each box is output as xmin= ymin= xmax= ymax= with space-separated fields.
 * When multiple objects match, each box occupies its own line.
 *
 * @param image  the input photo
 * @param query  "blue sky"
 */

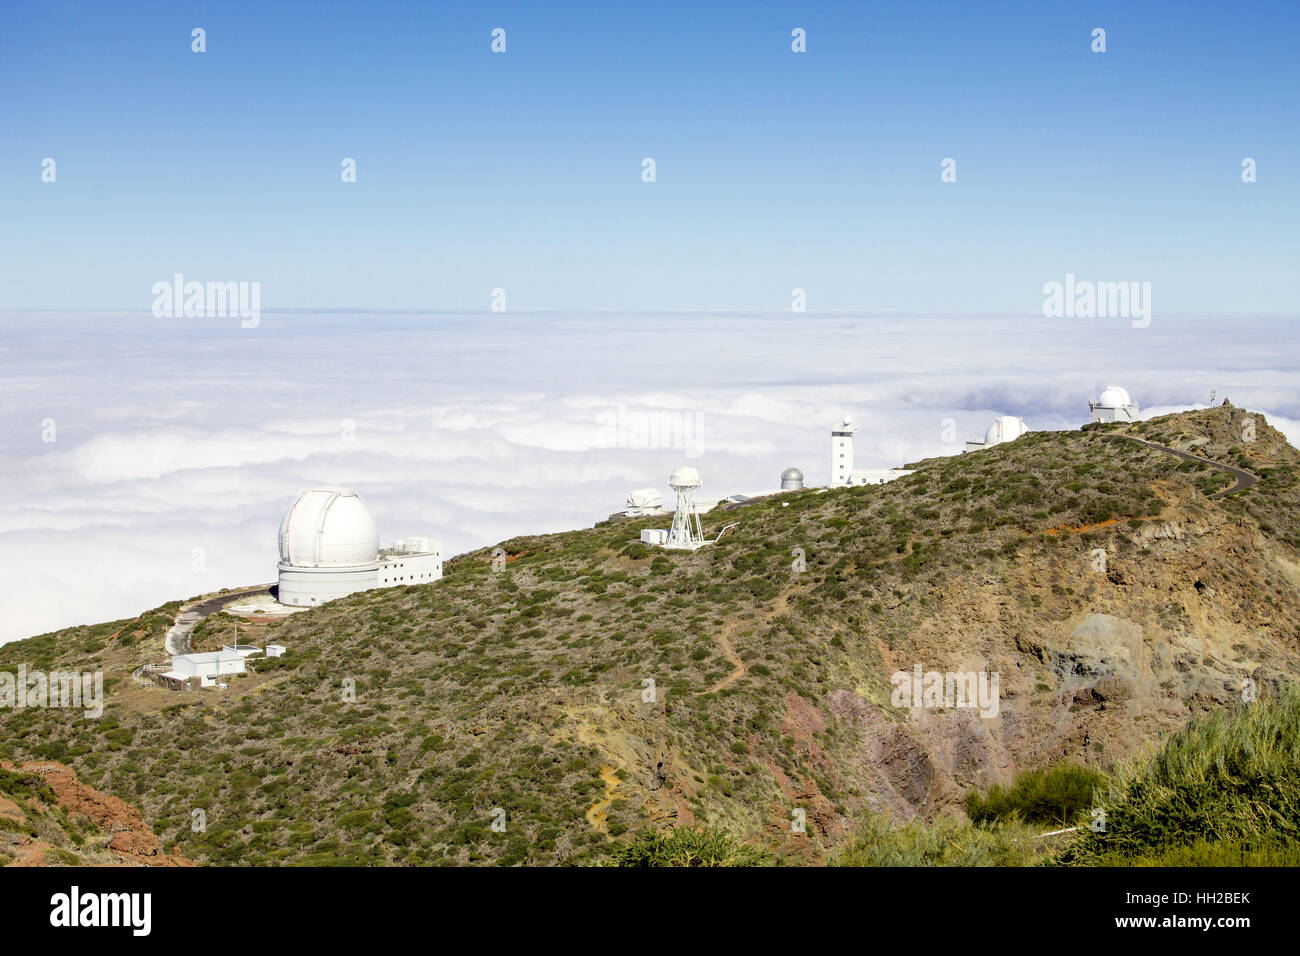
xmin=2 ymin=0 xmax=1298 ymax=312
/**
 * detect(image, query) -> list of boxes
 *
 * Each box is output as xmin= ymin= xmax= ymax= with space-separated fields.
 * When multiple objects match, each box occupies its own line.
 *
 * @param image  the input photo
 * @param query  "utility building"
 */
xmin=160 ymin=650 xmax=246 ymax=689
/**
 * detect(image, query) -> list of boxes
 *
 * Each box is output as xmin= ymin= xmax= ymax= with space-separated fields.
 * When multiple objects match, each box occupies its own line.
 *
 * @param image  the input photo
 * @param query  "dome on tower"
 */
xmin=278 ymin=488 xmax=380 ymax=568
xmin=984 ymin=415 xmax=1028 ymax=445
xmin=1096 ymin=385 xmax=1132 ymax=408
xmin=668 ymin=465 xmax=702 ymax=489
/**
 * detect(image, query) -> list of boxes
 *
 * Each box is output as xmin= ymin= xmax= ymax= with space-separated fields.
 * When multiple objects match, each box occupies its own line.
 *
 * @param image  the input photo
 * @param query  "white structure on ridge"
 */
xmin=1089 ymin=385 xmax=1139 ymax=423
xmin=641 ymin=466 xmax=713 ymax=550
xmin=160 ymin=650 xmax=246 ymax=689
xmin=624 ymin=487 xmax=667 ymax=517
xmin=830 ymin=416 xmax=916 ymax=487
xmin=666 ymin=466 xmax=706 ymax=548
xmin=780 ymin=467 xmax=805 ymax=490
xmin=276 ymin=488 xmax=442 ymax=607
xmin=831 ymin=415 xmax=857 ymax=487
xmin=965 ymin=415 xmax=1029 ymax=453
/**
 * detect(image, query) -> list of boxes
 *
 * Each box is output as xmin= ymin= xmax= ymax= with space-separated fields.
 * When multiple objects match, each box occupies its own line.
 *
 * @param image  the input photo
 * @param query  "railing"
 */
xmin=131 ymin=663 xmax=169 ymax=685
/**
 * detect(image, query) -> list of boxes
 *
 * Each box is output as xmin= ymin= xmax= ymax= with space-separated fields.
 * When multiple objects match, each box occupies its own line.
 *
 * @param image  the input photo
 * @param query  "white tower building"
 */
xmin=665 ymin=466 xmax=706 ymax=549
xmin=831 ymin=415 xmax=856 ymax=488
xmin=1089 ymin=385 xmax=1139 ymax=423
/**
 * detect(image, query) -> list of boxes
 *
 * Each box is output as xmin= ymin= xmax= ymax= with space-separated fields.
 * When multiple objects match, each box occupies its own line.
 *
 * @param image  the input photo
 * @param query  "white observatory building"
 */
xmin=624 ymin=487 xmax=667 ymax=517
xmin=1089 ymin=385 xmax=1139 ymax=423
xmin=276 ymin=488 xmax=442 ymax=607
xmin=965 ymin=415 xmax=1029 ymax=453
xmin=830 ymin=416 xmax=915 ymax=488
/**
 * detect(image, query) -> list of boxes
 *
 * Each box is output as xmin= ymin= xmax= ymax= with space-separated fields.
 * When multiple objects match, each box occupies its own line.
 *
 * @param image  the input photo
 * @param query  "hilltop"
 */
xmin=2 ymin=405 xmax=1298 ymax=865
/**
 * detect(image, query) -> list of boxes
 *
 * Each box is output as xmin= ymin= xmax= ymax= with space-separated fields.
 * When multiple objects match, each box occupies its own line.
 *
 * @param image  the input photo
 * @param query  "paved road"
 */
xmin=163 ymin=584 xmax=272 ymax=656
xmin=1124 ymin=436 xmax=1258 ymax=499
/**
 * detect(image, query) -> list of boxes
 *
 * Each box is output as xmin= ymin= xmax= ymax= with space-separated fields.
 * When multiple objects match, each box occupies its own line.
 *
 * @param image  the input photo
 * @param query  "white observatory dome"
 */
xmin=984 ymin=416 xmax=1028 ymax=446
xmin=668 ymin=465 xmax=702 ymax=489
xmin=278 ymin=488 xmax=380 ymax=568
xmin=1096 ymin=385 xmax=1132 ymax=408
xmin=780 ymin=466 xmax=805 ymax=490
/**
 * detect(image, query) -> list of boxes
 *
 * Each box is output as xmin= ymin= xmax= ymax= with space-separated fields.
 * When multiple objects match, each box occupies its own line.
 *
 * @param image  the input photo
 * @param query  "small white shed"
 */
xmin=165 ymin=650 xmax=246 ymax=688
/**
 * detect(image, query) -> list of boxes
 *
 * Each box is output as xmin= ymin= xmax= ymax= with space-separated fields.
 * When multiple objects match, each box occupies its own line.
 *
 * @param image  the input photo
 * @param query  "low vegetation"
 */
xmin=964 ymin=763 xmax=1106 ymax=827
xmin=1 ymin=407 xmax=1297 ymax=866
xmin=605 ymin=827 xmax=771 ymax=867
xmin=1060 ymin=689 xmax=1300 ymax=864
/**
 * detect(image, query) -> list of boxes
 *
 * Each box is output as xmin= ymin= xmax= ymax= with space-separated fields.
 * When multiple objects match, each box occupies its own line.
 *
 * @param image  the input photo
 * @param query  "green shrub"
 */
xmin=835 ymin=812 xmax=1050 ymax=867
xmin=1062 ymin=690 xmax=1300 ymax=864
xmin=964 ymin=763 xmax=1106 ymax=826
xmin=606 ymin=828 xmax=770 ymax=867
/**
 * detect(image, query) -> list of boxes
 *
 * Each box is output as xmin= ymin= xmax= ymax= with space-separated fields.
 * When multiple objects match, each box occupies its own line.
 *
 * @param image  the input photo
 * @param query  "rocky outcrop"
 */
xmin=0 ymin=759 xmax=192 ymax=867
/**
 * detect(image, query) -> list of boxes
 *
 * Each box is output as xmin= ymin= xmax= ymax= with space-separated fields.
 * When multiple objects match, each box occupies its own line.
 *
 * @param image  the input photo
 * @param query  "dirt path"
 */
xmin=1124 ymin=436 xmax=1259 ymax=499
xmin=585 ymin=765 xmax=621 ymax=832
xmin=706 ymin=584 xmax=797 ymax=694
xmin=707 ymin=621 xmax=748 ymax=693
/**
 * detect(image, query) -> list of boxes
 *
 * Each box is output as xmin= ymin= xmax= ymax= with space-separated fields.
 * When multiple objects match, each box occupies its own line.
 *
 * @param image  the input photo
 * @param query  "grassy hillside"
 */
xmin=2 ymin=408 xmax=1298 ymax=866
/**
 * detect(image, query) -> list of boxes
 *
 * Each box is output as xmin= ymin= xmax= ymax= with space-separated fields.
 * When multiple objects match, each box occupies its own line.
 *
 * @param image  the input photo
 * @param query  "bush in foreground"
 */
xmin=834 ymin=812 xmax=1052 ymax=867
xmin=606 ymin=827 xmax=771 ymax=867
xmin=1062 ymin=689 xmax=1300 ymax=864
xmin=964 ymin=763 xmax=1106 ymax=827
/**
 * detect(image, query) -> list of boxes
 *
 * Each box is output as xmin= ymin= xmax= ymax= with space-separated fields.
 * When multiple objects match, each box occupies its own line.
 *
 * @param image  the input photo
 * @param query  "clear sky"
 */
xmin=2 ymin=0 xmax=1297 ymax=314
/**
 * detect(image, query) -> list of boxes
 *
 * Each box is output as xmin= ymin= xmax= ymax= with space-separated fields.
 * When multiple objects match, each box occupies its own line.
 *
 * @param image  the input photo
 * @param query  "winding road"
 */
xmin=163 ymin=585 xmax=272 ymax=655
xmin=1123 ymin=436 xmax=1258 ymax=499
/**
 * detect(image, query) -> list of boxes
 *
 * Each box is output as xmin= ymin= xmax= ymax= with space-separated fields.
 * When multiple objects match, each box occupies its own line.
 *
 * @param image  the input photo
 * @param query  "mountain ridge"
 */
xmin=2 ymin=405 xmax=1298 ymax=865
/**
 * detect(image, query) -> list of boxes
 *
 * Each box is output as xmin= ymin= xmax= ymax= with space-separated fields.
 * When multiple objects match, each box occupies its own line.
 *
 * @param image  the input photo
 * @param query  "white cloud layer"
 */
xmin=2 ymin=310 xmax=1298 ymax=645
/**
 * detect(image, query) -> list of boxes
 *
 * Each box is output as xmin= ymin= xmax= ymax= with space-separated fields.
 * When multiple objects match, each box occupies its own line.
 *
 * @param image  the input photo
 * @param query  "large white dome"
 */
xmin=278 ymin=488 xmax=380 ymax=568
xmin=1096 ymin=385 xmax=1132 ymax=408
xmin=984 ymin=415 xmax=1028 ymax=445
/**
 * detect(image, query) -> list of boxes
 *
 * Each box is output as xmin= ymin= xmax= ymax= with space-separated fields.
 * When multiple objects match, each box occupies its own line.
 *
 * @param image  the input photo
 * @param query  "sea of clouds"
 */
xmin=1 ymin=310 xmax=1297 ymax=646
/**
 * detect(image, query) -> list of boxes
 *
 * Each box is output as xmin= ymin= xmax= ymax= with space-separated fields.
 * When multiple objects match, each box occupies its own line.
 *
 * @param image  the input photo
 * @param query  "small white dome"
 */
xmin=984 ymin=415 xmax=1028 ymax=445
xmin=278 ymin=488 xmax=379 ymax=568
xmin=668 ymin=466 xmax=702 ymax=489
xmin=1097 ymin=385 xmax=1132 ymax=408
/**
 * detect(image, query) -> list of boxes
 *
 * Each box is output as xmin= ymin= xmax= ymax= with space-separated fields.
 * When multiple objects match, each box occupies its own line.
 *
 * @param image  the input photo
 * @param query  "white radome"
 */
xmin=984 ymin=415 xmax=1028 ymax=445
xmin=278 ymin=488 xmax=380 ymax=568
xmin=1096 ymin=385 xmax=1132 ymax=408
xmin=668 ymin=465 xmax=702 ymax=489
